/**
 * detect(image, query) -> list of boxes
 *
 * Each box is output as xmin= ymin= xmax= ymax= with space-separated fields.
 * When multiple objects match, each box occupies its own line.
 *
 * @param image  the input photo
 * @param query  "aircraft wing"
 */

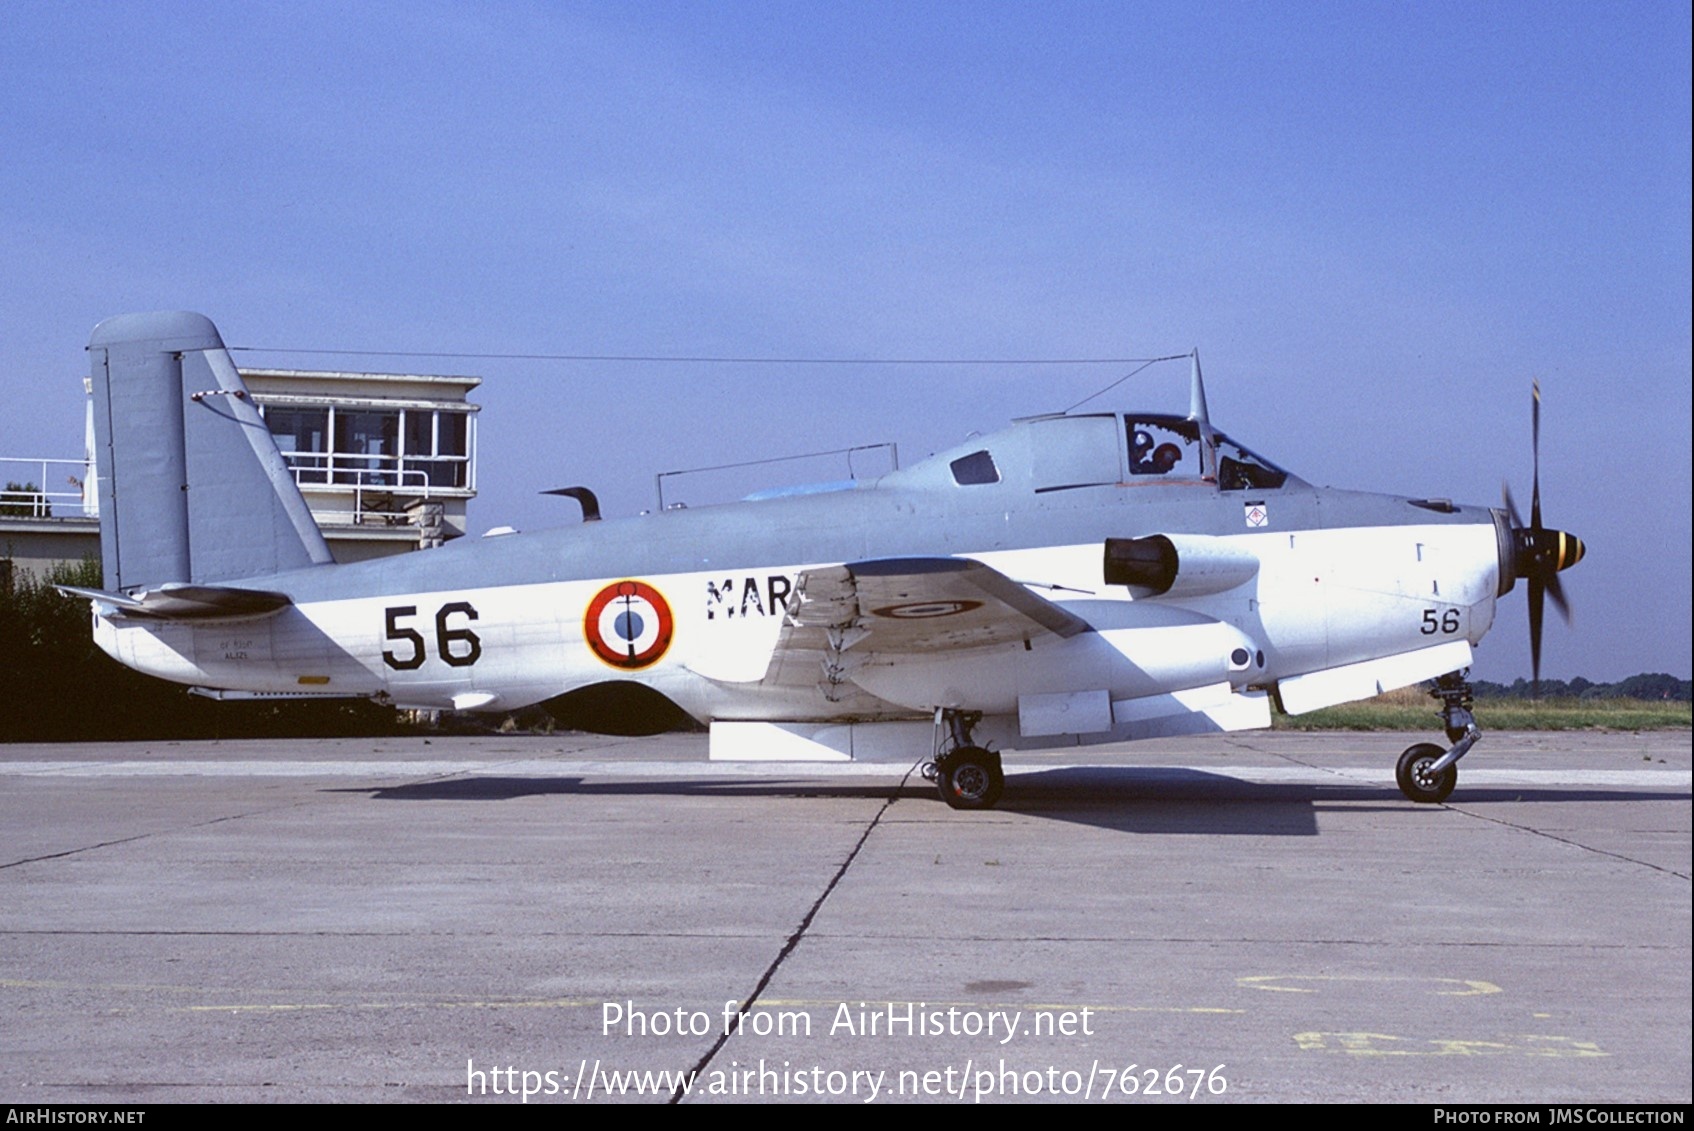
xmin=792 ymin=556 xmax=1090 ymax=651
xmin=760 ymin=556 xmax=1091 ymax=697
xmin=57 ymin=582 xmax=292 ymax=620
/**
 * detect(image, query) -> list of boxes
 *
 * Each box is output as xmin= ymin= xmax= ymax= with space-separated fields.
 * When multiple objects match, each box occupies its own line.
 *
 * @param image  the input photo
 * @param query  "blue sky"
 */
xmin=3 ymin=1 xmax=1689 ymax=682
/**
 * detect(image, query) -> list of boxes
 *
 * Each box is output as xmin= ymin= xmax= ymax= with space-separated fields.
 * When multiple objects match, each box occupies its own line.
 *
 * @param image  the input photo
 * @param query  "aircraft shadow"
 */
xmin=334 ymin=777 xmax=906 ymax=803
xmin=331 ymin=769 xmax=1686 ymax=839
xmin=993 ymin=768 xmax=1688 ymax=835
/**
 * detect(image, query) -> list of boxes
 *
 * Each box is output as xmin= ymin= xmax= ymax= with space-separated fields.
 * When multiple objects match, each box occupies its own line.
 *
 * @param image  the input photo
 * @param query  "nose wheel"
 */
xmin=1396 ymin=743 xmax=1457 ymax=803
xmin=1395 ymin=671 xmax=1478 ymax=804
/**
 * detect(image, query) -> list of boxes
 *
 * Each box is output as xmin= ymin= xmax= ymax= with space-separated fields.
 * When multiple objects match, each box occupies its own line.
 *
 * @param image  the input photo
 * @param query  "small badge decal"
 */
xmin=1244 ymin=501 xmax=1268 ymax=528
xmin=585 ymin=580 xmax=674 ymax=669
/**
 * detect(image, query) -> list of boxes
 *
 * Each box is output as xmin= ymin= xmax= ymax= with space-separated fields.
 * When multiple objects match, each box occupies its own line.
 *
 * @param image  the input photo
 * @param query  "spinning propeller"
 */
xmin=1501 ymin=381 xmax=1585 ymax=694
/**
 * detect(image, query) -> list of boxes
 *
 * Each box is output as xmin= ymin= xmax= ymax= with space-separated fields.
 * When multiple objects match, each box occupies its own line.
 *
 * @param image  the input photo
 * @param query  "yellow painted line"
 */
xmin=1294 ymin=1031 xmax=1606 ymax=1057
xmin=752 ymin=998 xmax=1244 ymax=1015
xmin=1240 ymin=974 xmax=1501 ymax=996
xmin=10 ymin=981 xmax=1243 ymax=1018
xmin=3 ymin=980 xmax=600 ymax=1014
xmin=3 ymin=977 xmax=213 ymax=994
xmin=182 ymin=997 xmax=601 ymax=1014
xmin=187 ymin=998 xmax=1245 ymax=1018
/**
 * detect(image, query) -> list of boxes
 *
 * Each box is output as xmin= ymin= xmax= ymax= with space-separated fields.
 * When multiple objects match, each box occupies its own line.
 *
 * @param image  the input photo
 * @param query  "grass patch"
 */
xmin=1274 ymin=687 xmax=1691 ymax=731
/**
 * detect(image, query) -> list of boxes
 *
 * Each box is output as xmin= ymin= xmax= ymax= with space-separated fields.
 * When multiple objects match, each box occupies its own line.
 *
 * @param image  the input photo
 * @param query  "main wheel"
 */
xmin=1396 ymin=742 xmax=1457 ymax=804
xmin=937 ymin=746 xmax=1003 ymax=810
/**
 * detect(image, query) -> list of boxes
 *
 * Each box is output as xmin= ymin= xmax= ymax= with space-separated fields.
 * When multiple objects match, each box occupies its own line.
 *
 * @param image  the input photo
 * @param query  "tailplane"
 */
xmin=87 ymin=312 xmax=333 ymax=591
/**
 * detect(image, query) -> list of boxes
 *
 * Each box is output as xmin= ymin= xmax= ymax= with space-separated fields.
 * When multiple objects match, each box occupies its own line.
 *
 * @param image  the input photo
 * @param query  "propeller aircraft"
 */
xmin=64 ymin=312 xmax=1584 ymax=809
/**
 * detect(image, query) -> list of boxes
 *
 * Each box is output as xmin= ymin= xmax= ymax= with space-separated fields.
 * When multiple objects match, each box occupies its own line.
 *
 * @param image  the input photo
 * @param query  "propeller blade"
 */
xmin=1531 ymin=379 xmax=1543 ymax=530
xmin=1545 ymin=570 xmax=1571 ymax=624
xmin=1501 ymin=481 xmax=1523 ymax=530
xmin=1528 ymin=573 xmax=1545 ymax=697
xmin=1506 ymin=381 xmax=1576 ymax=696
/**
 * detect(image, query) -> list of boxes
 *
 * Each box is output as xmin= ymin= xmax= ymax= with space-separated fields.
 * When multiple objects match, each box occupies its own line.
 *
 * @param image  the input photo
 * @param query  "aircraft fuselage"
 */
xmin=95 ymin=469 xmax=1505 ymax=736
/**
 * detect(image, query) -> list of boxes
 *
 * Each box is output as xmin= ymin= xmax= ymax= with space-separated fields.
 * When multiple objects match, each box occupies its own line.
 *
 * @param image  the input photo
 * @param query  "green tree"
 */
xmin=0 ymin=558 xmax=400 ymax=741
xmin=1 ymin=481 xmax=49 ymax=518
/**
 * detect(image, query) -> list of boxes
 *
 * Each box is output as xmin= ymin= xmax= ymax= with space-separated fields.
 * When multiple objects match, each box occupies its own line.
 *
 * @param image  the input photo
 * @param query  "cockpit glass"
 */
xmin=1127 ymin=418 xmax=1200 ymax=477
xmin=1214 ymin=432 xmax=1289 ymax=490
xmin=950 ymin=449 xmax=1000 ymax=486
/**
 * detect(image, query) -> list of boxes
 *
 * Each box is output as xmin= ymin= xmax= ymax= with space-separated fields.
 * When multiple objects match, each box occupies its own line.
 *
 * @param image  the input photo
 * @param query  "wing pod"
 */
xmin=1103 ymin=534 xmax=1260 ymax=598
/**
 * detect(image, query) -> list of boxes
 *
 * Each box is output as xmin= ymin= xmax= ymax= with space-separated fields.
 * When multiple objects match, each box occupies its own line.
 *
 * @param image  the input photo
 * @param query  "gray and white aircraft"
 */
xmin=64 ymin=311 xmax=1585 ymax=809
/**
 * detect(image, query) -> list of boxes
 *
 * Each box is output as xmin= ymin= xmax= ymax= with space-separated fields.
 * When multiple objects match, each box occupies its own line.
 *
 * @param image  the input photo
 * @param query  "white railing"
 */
xmin=0 ymin=453 xmax=469 ymax=528
xmin=0 ymin=457 xmax=94 ymax=518
xmin=279 ymin=460 xmax=465 ymax=526
xmin=279 ymin=452 xmax=471 ymax=491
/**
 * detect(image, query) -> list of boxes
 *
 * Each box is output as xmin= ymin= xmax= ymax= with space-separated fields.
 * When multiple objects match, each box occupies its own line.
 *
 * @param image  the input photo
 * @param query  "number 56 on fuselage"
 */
xmin=64 ymin=312 xmax=1583 ymax=809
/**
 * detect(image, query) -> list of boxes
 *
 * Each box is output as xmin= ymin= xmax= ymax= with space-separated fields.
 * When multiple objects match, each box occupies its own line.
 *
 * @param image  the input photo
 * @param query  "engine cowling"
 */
xmin=1103 ymin=534 xmax=1260 ymax=598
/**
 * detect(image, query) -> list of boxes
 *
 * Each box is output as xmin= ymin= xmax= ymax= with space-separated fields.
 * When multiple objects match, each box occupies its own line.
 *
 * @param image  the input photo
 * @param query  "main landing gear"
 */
xmin=1395 ymin=671 xmax=1480 ymax=804
xmin=921 ymin=709 xmax=1004 ymax=810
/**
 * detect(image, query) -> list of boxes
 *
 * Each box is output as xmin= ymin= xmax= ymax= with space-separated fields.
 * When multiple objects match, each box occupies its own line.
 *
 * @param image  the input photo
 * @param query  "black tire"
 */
xmin=937 ymin=746 xmax=1003 ymax=810
xmin=1396 ymin=742 xmax=1457 ymax=804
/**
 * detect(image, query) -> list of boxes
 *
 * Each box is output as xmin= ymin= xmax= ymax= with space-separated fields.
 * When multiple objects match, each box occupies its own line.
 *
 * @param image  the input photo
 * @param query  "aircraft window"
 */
xmin=950 ymin=450 xmax=1000 ymax=486
xmin=334 ymin=411 xmax=399 ymax=486
xmin=263 ymin=405 xmax=472 ymax=491
xmin=402 ymin=409 xmax=471 ymax=488
xmin=265 ymin=408 xmax=330 ymax=484
xmin=1214 ymin=433 xmax=1289 ymax=490
xmin=1127 ymin=418 xmax=1200 ymax=477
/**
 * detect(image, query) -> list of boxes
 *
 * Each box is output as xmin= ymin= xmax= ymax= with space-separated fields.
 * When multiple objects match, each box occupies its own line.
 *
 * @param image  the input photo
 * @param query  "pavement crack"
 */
xmin=1257 ymin=745 xmax=1355 ymax=778
xmin=0 ymin=806 xmax=293 ymax=871
xmin=1447 ymin=804 xmax=1692 ymax=880
xmin=2 ymin=832 xmax=158 ymax=871
xmin=670 ymin=768 xmax=915 ymax=1102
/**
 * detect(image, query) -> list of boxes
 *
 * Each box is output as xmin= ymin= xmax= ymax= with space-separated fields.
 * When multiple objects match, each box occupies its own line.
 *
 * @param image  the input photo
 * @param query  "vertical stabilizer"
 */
xmin=88 ymin=312 xmax=333 ymax=591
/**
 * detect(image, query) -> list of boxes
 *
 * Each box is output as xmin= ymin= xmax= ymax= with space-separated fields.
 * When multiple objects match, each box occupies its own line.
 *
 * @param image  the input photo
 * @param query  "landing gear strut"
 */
xmin=1395 ymin=671 xmax=1479 ymax=804
xmin=922 ymin=709 xmax=1004 ymax=810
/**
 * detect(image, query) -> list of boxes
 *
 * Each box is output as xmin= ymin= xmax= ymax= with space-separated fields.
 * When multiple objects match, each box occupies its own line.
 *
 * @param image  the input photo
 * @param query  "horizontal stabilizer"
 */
xmin=57 ymin=582 xmax=292 ymax=620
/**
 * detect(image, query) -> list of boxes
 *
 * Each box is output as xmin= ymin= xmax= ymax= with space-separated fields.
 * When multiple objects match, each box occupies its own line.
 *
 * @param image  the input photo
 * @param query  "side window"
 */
xmin=1215 ymin=435 xmax=1289 ymax=490
xmin=1127 ymin=419 xmax=1200 ymax=477
xmin=950 ymin=450 xmax=1000 ymax=485
xmin=333 ymin=411 xmax=399 ymax=486
xmin=265 ymin=407 xmax=330 ymax=484
xmin=402 ymin=410 xmax=471 ymax=488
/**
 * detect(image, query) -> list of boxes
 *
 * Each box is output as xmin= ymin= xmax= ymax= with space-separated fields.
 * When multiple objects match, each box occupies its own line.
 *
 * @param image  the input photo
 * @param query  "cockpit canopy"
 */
xmin=937 ymin=412 xmax=1295 ymax=493
xmin=1123 ymin=415 xmax=1291 ymax=490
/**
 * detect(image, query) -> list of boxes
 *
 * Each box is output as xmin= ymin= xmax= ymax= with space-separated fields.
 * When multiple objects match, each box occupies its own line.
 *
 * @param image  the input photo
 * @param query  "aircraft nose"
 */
xmin=1555 ymin=530 xmax=1584 ymax=572
xmin=1515 ymin=526 xmax=1584 ymax=575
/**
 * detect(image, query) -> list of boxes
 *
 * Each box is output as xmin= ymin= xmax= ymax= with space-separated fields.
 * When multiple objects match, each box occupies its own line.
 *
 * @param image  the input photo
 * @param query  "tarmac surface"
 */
xmin=1 ymin=729 xmax=1688 ymax=1104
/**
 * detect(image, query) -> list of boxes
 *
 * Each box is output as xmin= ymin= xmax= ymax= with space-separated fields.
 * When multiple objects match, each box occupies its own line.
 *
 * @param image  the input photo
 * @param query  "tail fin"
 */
xmin=88 ymin=312 xmax=333 ymax=591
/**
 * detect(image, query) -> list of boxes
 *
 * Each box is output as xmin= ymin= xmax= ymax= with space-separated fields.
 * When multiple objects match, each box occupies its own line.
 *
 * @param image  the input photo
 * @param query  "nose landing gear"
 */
xmin=1396 ymin=671 xmax=1478 ymax=804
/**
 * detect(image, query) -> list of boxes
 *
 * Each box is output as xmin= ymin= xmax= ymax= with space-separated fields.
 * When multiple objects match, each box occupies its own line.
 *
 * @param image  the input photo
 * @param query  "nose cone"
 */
xmin=1516 ymin=526 xmax=1584 ymax=576
xmin=1554 ymin=530 xmax=1585 ymax=572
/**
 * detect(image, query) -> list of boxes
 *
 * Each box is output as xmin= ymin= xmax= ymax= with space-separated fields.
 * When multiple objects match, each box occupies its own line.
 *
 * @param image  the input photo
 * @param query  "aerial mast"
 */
xmin=1188 ymin=349 xmax=1218 ymax=482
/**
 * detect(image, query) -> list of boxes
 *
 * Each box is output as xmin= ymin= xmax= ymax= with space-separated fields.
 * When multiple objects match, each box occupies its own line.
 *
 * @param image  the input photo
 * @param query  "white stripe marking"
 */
xmin=0 ymin=761 xmax=1685 ymax=787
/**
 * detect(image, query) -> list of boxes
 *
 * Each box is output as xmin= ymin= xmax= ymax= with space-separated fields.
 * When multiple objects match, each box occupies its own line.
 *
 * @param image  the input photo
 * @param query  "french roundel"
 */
xmin=584 ymin=580 xmax=674 ymax=670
